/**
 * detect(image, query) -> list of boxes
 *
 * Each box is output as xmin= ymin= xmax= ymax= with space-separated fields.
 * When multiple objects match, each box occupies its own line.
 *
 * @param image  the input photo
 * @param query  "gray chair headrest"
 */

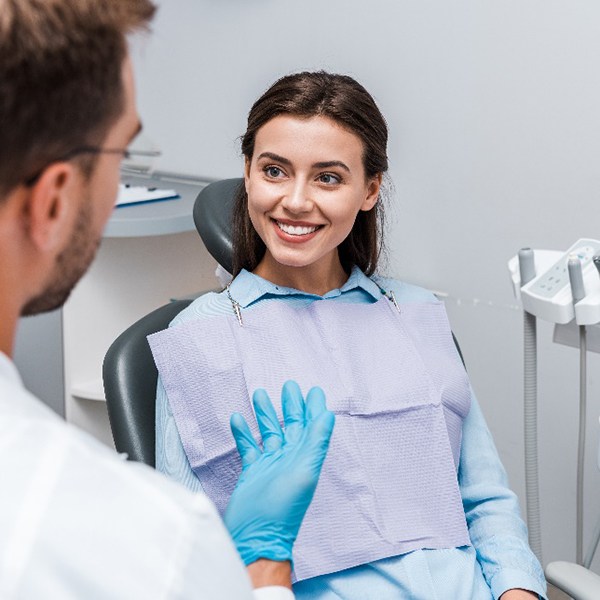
xmin=193 ymin=178 xmax=243 ymax=275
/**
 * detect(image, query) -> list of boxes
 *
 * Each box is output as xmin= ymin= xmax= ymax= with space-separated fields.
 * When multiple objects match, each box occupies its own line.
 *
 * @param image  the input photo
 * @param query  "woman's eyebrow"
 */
xmin=312 ymin=160 xmax=350 ymax=173
xmin=257 ymin=152 xmax=350 ymax=173
xmin=257 ymin=152 xmax=292 ymax=165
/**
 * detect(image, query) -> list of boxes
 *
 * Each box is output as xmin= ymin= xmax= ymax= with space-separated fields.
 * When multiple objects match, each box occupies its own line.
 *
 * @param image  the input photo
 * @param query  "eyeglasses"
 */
xmin=23 ymin=146 xmax=162 ymax=187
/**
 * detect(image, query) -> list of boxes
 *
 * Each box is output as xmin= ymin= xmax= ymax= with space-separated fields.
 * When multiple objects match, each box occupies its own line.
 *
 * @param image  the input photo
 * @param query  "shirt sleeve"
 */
xmin=459 ymin=391 xmax=547 ymax=600
xmin=155 ymin=375 xmax=204 ymax=493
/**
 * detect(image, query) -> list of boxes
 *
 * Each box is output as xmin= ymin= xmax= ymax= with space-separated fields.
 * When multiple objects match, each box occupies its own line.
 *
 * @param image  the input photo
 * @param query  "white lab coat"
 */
xmin=0 ymin=353 xmax=293 ymax=600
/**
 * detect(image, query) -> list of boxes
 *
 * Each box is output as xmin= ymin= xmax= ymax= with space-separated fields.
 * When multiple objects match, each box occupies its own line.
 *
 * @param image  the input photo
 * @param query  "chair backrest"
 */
xmin=103 ymin=178 xmax=242 ymax=466
xmin=103 ymin=299 xmax=192 ymax=466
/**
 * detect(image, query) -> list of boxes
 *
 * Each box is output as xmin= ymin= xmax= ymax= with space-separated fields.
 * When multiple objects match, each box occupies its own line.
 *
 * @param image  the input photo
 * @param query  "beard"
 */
xmin=21 ymin=195 xmax=101 ymax=316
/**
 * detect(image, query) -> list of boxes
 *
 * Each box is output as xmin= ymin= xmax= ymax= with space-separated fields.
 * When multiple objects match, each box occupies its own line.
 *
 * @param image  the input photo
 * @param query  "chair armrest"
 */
xmin=545 ymin=561 xmax=600 ymax=600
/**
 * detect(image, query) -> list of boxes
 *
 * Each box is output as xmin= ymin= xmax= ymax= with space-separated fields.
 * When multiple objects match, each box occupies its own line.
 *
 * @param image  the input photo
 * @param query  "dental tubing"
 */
xmin=586 ymin=258 xmax=600 ymax=567
xmin=568 ymin=255 xmax=587 ymax=566
xmin=518 ymin=248 xmax=543 ymax=562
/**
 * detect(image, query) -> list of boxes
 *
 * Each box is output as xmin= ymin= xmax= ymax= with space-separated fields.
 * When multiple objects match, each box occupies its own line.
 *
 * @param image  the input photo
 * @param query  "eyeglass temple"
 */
xmin=126 ymin=149 xmax=162 ymax=157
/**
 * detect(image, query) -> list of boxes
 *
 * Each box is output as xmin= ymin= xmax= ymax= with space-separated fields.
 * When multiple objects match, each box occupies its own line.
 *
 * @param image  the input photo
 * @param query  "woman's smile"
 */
xmin=273 ymin=218 xmax=323 ymax=241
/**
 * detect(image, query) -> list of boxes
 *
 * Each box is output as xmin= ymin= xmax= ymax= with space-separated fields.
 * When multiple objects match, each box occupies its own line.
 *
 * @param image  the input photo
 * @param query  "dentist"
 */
xmin=0 ymin=1 xmax=334 ymax=598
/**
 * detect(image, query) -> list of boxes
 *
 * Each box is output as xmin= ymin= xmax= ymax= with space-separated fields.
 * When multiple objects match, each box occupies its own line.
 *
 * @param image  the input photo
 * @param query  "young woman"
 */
xmin=150 ymin=72 xmax=546 ymax=600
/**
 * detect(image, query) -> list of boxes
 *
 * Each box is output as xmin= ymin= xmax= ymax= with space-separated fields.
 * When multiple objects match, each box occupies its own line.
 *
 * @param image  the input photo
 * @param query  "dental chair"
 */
xmin=544 ymin=426 xmax=600 ymax=600
xmin=103 ymin=178 xmax=243 ymax=466
xmin=103 ymin=176 xmax=470 ymax=468
xmin=545 ymin=561 xmax=600 ymax=600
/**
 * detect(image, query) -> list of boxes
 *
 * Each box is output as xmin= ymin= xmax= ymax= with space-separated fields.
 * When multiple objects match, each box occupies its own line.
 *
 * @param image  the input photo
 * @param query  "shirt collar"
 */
xmin=228 ymin=265 xmax=382 ymax=308
xmin=0 ymin=351 xmax=23 ymax=387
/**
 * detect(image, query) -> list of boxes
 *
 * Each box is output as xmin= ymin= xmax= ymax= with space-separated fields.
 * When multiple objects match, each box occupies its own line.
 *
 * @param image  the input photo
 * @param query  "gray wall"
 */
xmin=14 ymin=310 xmax=64 ymax=417
xmin=132 ymin=0 xmax=600 ymax=570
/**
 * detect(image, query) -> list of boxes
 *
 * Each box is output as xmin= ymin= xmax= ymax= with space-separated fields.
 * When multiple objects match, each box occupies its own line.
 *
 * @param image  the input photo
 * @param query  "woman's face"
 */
xmin=244 ymin=114 xmax=380 ymax=292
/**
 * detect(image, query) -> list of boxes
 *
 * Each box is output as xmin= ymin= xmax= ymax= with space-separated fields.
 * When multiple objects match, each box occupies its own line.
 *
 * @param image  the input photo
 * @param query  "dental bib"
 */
xmin=149 ymin=295 xmax=472 ymax=581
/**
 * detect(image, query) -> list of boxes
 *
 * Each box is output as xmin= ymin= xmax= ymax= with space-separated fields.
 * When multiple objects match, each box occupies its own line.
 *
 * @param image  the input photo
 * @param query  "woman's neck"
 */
xmin=252 ymin=253 xmax=349 ymax=296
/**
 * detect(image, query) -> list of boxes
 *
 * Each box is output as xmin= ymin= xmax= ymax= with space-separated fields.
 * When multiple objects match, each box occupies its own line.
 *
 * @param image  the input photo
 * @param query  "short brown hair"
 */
xmin=0 ymin=0 xmax=156 ymax=195
xmin=232 ymin=71 xmax=389 ymax=277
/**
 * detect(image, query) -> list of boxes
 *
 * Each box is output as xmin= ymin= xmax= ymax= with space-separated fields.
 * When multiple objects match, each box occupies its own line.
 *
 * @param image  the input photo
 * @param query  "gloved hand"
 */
xmin=224 ymin=380 xmax=335 ymax=566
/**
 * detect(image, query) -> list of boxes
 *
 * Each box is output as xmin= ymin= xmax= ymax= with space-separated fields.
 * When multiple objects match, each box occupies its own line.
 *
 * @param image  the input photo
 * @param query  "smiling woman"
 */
xmin=232 ymin=72 xmax=388 ymax=283
xmin=245 ymin=114 xmax=380 ymax=295
xmin=150 ymin=72 xmax=547 ymax=600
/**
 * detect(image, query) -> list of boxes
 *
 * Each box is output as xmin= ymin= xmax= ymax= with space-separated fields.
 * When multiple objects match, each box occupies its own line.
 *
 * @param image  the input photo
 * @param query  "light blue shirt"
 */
xmin=156 ymin=267 xmax=547 ymax=600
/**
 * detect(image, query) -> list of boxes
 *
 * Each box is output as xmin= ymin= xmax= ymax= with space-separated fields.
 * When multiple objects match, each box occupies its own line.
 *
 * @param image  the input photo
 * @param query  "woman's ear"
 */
xmin=244 ymin=157 xmax=251 ymax=192
xmin=361 ymin=173 xmax=382 ymax=211
xmin=24 ymin=162 xmax=78 ymax=252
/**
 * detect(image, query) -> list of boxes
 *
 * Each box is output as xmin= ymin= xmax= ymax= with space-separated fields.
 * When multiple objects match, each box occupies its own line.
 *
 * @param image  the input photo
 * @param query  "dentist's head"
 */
xmin=0 ymin=0 xmax=155 ymax=321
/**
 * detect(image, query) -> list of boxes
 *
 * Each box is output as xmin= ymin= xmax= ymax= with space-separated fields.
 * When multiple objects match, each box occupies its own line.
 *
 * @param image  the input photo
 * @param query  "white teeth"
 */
xmin=276 ymin=221 xmax=319 ymax=236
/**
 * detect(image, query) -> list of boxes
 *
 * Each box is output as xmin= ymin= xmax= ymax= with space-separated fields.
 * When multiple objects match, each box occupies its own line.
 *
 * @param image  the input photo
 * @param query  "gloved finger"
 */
xmin=230 ymin=412 xmax=262 ymax=467
xmin=253 ymin=388 xmax=284 ymax=453
xmin=281 ymin=380 xmax=305 ymax=445
xmin=305 ymin=386 xmax=328 ymax=421
xmin=304 ymin=387 xmax=335 ymax=459
xmin=304 ymin=409 xmax=335 ymax=463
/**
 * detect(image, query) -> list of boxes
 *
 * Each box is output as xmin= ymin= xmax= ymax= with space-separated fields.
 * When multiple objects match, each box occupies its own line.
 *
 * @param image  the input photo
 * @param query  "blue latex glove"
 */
xmin=224 ymin=380 xmax=335 ymax=566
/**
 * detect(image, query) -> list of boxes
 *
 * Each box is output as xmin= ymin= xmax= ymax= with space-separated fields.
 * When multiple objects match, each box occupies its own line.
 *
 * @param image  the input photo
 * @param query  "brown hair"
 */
xmin=0 ymin=0 xmax=156 ymax=195
xmin=232 ymin=71 xmax=389 ymax=277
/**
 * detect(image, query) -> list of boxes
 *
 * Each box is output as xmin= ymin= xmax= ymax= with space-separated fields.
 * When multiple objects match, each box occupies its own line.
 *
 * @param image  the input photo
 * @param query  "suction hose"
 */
xmin=576 ymin=325 xmax=587 ymax=565
xmin=519 ymin=248 xmax=543 ymax=562
xmin=569 ymin=255 xmax=587 ymax=565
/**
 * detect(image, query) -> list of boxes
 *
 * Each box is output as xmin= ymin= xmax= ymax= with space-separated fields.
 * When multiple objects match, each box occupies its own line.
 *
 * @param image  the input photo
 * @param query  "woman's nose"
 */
xmin=281 ymin=180 xmax=312 ymax=213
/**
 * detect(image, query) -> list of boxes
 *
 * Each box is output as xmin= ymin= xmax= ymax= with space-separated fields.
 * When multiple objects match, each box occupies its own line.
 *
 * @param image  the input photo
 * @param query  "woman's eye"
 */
xmin=264 ymin=166 xmax=284 ymax=178
xmin=318 ymin=173 xmax=341 ymax=185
